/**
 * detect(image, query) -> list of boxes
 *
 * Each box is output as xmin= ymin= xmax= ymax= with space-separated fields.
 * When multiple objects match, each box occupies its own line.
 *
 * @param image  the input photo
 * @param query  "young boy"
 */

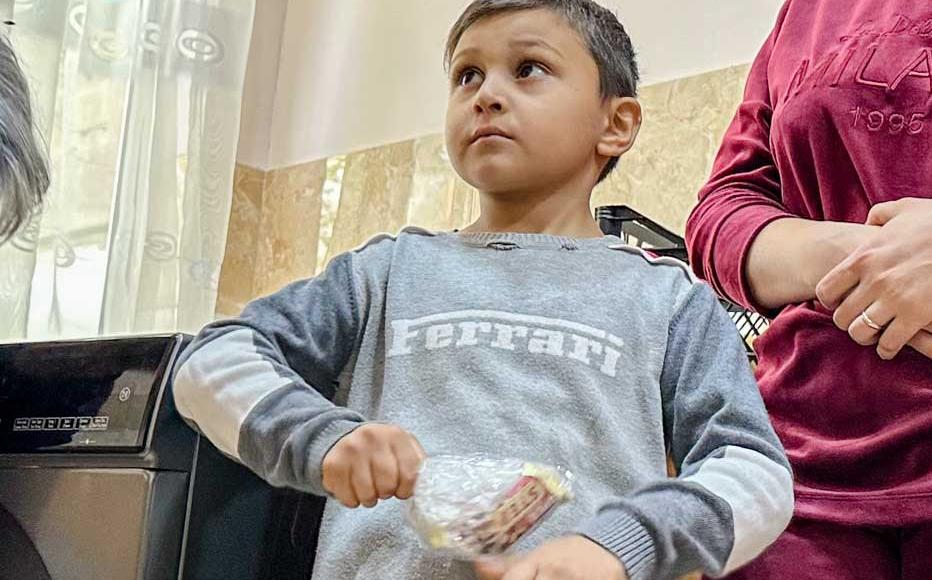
xmin=173 ymin=1 xmax=793 ymax=578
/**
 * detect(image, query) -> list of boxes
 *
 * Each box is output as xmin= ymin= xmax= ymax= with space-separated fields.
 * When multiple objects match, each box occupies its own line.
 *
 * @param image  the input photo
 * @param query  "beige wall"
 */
xmin=593 ymin=64 xmax=751 ymax=235
xmin=217 ymin=160 xmax=327 ymax=316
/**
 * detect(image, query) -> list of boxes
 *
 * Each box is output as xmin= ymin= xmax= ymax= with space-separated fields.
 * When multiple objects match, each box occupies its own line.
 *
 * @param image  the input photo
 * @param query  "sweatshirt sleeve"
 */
xmin=171 ymin=252 xmax=368 ymax=496
xmin=577 ymin=282 xmax=794 ymax=580
xmin=684 ymin=1 xmax=796 ymax=313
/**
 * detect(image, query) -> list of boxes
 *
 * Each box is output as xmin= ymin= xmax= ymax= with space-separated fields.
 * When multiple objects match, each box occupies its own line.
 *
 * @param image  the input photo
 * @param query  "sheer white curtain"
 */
xmin=0 ymin=0 xmax=254 ymax=341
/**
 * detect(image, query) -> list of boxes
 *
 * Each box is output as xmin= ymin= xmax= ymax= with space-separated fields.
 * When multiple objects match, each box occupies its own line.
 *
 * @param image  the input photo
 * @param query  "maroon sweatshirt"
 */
xmin=686 ymin=0 xmax=932 ymax=526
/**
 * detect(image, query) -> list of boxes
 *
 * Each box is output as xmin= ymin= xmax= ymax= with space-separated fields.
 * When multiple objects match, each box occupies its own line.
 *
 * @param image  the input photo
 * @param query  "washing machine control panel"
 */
xmin=0 ymin=336 xmax=179 ymax=453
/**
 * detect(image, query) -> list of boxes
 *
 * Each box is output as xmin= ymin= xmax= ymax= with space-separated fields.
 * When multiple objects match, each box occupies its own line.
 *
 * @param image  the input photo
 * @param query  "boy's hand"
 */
xmin=474 ymin=536 xmax=628 ymax=580
xmin=321 ymin=424 xmax=425 ymax=508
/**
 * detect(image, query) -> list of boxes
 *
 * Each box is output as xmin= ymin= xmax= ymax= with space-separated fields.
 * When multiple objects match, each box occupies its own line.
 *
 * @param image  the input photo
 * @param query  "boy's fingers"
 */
xmin=330 ymin=472 xmax=359 ymax=509
xmin=413 ymin=436 xmax=427 ymax=460
xmin=337 ymin=488 xmax=360 ymax=509
xmin=393 ymin=437 xmax=425 ymax=499
xmin=322 ymin=454 xmax=357 ymax=507
xmin=350 ymin=459 xmax=378 ymax=508
xmin=400 ymin=429 xmax=427 ymax=461
xmin=370 ymin=451 xmax=400 ymax=500
xmin=474 ymin=558 xmax=508 ymax=580
xmin=501 ymin=561 xmax=539 ymax=580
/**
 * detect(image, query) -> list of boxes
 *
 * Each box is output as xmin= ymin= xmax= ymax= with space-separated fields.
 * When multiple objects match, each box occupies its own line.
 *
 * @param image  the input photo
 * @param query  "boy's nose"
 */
xmin=474 ymin=96 xmax=503 ymax=114
xmin=473 ymin=80 xmax=506 ymax=114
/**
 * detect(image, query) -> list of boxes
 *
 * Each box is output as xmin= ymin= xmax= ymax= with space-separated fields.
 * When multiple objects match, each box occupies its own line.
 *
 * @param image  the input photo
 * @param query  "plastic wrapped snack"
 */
xmin=406 ymin=454 xmax=573 ymax=559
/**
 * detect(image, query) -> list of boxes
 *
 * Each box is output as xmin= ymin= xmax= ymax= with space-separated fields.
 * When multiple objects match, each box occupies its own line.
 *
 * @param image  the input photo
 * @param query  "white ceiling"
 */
xmin=238 ymin=0 xmax=784 ymax=170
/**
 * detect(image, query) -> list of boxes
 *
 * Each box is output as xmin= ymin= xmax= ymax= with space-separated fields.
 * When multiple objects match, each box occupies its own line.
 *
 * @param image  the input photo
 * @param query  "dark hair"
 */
xmin=0 ymin=34 xmax=49 ymax=244
xmin=445 ymin=0 xmax=639 ymax=182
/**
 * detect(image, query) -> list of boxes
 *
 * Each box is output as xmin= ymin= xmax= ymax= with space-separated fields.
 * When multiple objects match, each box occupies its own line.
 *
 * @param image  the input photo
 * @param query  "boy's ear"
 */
xmin=597 ymin=97 xmax=642 ymax=158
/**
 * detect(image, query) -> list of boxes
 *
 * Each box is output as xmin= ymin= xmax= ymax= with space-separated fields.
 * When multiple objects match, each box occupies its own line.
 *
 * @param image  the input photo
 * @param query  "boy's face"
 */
xmin=445 ymin=9 xmax=611 ymax=197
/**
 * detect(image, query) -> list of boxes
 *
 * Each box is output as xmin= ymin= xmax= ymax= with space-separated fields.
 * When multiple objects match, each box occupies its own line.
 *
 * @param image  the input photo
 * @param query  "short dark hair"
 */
xmin=0 ymin=34 xmax=49 ymax=244
xmin=445 ymin=0 xmax=639 ymax=182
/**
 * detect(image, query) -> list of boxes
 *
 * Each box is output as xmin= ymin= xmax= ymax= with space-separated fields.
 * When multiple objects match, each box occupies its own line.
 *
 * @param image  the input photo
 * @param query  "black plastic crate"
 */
xmin=596 ymin=205 xmax=768 ymax=364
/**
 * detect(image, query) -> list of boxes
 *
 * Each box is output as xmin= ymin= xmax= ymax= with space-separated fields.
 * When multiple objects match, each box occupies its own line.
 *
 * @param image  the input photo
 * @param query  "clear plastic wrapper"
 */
xmin=406 ymin=454 xmax=573 ymax=559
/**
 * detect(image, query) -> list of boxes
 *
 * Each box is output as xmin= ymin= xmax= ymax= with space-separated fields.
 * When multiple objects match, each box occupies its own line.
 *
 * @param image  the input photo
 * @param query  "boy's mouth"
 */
xmin=470 ymin=126 xmax=513 ymax=145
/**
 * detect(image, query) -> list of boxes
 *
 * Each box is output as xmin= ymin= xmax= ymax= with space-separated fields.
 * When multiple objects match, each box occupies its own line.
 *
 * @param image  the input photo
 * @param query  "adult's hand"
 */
xmin=816 ymin=198 xmax=932 ymax=360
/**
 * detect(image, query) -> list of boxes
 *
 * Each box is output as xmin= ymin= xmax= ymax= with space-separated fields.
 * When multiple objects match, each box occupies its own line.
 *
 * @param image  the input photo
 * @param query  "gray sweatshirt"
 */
xmin=172 ymin=228 xmax=793 ymax=580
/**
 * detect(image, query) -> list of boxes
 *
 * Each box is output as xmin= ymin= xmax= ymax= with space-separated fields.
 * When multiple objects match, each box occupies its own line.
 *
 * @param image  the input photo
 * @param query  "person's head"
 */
xmin=444 ymin=0 xmax=640 ymax=200
xmin=0 ymin=33 xmax=49 ymax=244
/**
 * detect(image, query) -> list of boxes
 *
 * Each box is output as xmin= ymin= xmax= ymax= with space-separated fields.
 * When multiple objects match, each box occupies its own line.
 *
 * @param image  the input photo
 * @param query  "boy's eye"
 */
xmin=457 ymin=68 xmax=482 ymax=87
xmin=516 ymin=62 xmax=548 ymax=79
